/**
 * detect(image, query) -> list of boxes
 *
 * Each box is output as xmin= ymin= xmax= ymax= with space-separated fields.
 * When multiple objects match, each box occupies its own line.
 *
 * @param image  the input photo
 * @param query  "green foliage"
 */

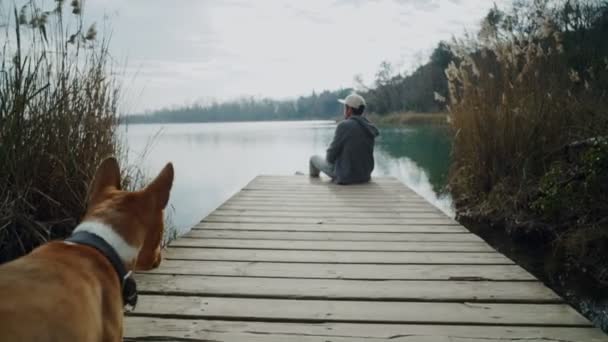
xmin=362 ymin=42 xmax=454 ymax=115
xmin=540 ymin=142 xmax=608 ymax=287
xmin=533 ymin=142 xmax=608 ymax=223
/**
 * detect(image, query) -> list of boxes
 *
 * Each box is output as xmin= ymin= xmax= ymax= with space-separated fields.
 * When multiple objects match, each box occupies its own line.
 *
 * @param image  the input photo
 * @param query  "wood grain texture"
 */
xmin=194 ymin=221 xmax=468 ymax=232
xmin=135 ymin=274 xmax=561 ymax=302
xmin=212 ymin=209 xmax=448 ymax=219
xmin=203 ymin=215 xmax=458 ymax=225
xmin=124 ymin=318 xmax=608 ymax=342
xmin=143 ymin=260 xmax=536 ymax=280
xmin=219 ymin=203 xmax=442 ymax=212
xmin=131 ymin=296 xmax=590 ymax=326
xmin=125 ymin=176 xmax=602 ymax=340
xmin=169 ymin=238 xmax=495 ymax=252
xmin=164 ymin=248 xmax=513 ymax=264
xmin=185 ymin=230 xmax=483 ymax=242
xmin=225 ymin=199 xmax=436 ymax=208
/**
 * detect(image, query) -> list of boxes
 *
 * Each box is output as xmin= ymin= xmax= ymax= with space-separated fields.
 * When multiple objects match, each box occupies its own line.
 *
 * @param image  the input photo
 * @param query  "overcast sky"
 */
xmin=80 ymin=0 xmax=508 ymax=113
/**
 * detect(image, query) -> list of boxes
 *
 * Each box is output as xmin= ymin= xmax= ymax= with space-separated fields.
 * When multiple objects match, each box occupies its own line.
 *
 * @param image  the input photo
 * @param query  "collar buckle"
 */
xmin=123 ymin=272 xmax=138 ymax=312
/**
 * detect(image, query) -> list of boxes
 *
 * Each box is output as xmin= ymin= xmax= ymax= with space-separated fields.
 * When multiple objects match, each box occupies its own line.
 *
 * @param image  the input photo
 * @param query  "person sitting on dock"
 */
xmin=309 ymin=93 xmax=379 ymax=184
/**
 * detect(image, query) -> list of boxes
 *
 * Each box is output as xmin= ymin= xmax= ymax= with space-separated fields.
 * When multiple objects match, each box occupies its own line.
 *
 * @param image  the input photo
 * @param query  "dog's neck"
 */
xmin=72 ymin=221 xmax=139 ymax=267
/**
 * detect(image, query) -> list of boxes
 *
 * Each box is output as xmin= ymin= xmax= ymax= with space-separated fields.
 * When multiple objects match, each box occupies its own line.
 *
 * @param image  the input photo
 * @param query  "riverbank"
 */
xmin=445 ymin=0 xmax=608 ymax=332
xmin=367 ymin=112 xmax=448 ymax=126
xmin=453 ymin=138 xmax=608 ymax=331
xmin=459 ymin=213 xmax=608 ymax=332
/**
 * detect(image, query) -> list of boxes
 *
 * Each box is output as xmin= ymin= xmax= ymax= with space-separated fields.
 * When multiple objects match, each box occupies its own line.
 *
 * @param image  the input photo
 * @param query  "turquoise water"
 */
xmin=123 ymin=121 xmax=453 ymax=233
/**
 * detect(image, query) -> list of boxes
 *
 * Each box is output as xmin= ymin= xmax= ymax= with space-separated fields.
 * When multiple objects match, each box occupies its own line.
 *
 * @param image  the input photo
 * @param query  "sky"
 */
xmin=79 ymin=0 xmax=509 ymax=113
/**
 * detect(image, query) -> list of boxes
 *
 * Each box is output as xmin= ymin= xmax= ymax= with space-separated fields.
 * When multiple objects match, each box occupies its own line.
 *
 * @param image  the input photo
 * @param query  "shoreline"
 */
xmin=121 ymin=114 xmax=449 ymax=126
xmin=367 ymin=112 xmax=449 ymax=126
xmin=458 ymin=212 xmax=608 ymax=332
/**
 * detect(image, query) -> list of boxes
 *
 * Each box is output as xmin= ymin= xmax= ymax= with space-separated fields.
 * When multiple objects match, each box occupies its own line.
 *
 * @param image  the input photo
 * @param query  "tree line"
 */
xmin=125 ymin=43 xmax=454 ymax=124
xmin=125 ymin=89 xmax=352 ymax=123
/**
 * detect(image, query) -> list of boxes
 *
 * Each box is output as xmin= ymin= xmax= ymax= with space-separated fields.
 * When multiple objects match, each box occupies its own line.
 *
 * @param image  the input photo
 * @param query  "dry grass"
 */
xmin=0 ymin=1 xmax=143 ymax=262
xmin=447 ymin=0 xmax=608 ymax=285
xmin=448 ymin=0 xmax=608 ymax=208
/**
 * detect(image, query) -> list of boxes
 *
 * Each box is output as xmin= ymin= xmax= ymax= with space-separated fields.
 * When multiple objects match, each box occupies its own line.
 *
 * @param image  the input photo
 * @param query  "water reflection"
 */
xmin=123 ymin=121 xmax=453 ymax=233
xmin=375 ymin=125 xmax=454 ymax=217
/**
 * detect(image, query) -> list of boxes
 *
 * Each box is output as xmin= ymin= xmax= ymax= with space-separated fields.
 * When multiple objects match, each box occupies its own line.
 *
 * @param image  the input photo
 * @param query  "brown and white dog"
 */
xmin=0 ymin=157 xmax=174 ymax=341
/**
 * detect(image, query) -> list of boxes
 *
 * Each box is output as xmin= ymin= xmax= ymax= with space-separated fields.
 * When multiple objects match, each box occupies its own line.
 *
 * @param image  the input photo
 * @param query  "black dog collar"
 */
xmin=66 ymin=231 xmax=138 ymax=310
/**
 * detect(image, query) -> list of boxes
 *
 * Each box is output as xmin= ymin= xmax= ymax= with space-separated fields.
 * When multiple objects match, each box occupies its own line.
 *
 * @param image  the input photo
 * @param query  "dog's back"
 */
xmin=0 ymin=243 xmax=119 ymax=341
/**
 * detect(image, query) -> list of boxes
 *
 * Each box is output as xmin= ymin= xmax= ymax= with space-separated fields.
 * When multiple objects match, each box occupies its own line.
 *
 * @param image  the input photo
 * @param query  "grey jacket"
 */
xmin=326 ymin=116 xmax=380 ymax=184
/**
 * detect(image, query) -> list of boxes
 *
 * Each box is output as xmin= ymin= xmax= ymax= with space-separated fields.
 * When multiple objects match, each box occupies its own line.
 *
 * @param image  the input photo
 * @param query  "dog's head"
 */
xmin=84 ymin=157 xmax=174 ymax=271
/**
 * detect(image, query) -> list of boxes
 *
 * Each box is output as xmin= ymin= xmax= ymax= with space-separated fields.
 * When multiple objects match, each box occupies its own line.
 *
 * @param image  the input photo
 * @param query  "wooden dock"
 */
xmin=124 ymin=175 xmax=607 ymax=341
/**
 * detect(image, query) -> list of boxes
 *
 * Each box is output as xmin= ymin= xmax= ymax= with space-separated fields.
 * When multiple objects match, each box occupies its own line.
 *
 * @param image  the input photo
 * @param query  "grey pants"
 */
xmin=309 ymin=155 xmax=335 ymax=179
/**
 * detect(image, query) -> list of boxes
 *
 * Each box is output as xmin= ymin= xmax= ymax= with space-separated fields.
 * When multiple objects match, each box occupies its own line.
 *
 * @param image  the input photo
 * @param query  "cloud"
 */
xmin=393 ymin=0 xmax=440 ymax=12
xmin=80 ymin=0 xmax=509 ymax=112
xmin=332 ymin=0 xmax=382 ymax=7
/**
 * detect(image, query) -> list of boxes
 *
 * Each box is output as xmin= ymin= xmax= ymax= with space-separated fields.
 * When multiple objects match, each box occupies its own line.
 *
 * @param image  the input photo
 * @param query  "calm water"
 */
xmin=123 ymin=121 xmax=453 ymax=233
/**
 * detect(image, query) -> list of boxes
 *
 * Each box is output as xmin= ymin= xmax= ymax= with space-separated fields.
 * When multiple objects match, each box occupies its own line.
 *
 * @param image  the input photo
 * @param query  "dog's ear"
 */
xmin=145 ymin=162 xmax=174 ymax=210
xmin=87 ymin=157 xmax=122 ymax=207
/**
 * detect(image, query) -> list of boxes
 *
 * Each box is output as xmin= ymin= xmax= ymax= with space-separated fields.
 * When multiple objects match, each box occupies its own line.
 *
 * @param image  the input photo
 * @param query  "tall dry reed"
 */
xmin=448 ymin=0 xmax=608 ymax=213
xmin=447 ymin=0 xmax=608 ymax=286
xmin=0 ymin=0 xmax=129 ymax=262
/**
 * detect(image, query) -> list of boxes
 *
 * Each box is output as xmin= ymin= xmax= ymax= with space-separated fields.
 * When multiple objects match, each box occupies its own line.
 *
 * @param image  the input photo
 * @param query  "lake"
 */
xmin=123 ymin=121 xmax=453 ymax=234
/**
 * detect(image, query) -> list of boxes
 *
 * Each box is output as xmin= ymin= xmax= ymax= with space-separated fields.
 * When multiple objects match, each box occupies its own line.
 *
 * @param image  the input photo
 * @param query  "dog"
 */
xmin=0 ymin=157 xmax=174 ymax=341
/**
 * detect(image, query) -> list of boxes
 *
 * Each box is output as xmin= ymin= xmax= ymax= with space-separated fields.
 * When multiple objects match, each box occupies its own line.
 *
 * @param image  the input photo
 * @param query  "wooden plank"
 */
xmin=244 ymin=184 xmax=414 ymax=190
xmin=244 ymin=181 xmax=412 ymax=188
xmin=242 ymin=187 xmax=418 ymax=194
xmin=250 ymin=178 xmax=403 ymax=186
xmin=169 ymin=239 xmax=495 ymax=252
xmin=194 ymin=222 xmax=468 ymax=232
xmin=135 ymin=274 xmax=561 ymax=302
xmin=235 ymin=193 xmax=427 ymax=201
xmin=145 ymin=260 xmax=536 ymax=280
xmin=226 ymin=199 xmax=436 ymax=208
xmin=228 ymin=198 xmax=430 ymax=205
xmin=204 ymin=215 xmax=457 ymax=225
xmin=220 ymin=203 xmax=441 ymax=213
xmin=186 ymin=230 xmax=483 ymax=242
xmin=248 ymin=178 xmax=404 ymax=184
xmin=164 ymin=248 xmax=513 ymax=264
xmin=126 ymin=175 xmax=604 ymax=341
xmin=212 ymin=209 xmax=447 ymax=219
xmin=231 ymin=192 xmax=429 ymax=201
xmin=242 ymin=188 xmax=417 ymax=195
xmin=229 ymin=198 xmax=437 ymax=207
xmin=236 ymin=188 xmax=421 ymax=196
xmin=253 ymin=175 xmax=400 ymax=182
xmin=131 ymin=296 xmax=590 ymax=326
xmin=248 ymin=177 xmax=400 ymax=184
xmin=124 ymin=318 xmax=608 ymax=342
xmin=240 ymin=185 xmax=416 ymax=192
